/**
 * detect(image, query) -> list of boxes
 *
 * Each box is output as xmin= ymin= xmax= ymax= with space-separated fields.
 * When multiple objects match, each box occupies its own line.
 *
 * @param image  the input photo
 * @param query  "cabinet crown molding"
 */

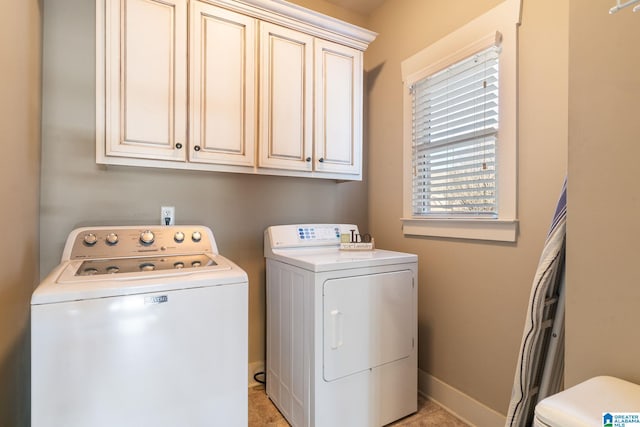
xmin=201 ymin=0 xmax=378 ymax=50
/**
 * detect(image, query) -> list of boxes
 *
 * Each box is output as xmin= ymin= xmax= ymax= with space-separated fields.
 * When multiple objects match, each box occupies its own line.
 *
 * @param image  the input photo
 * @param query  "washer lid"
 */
xmin=32 ymin=254 xmax=247 ymax=305
xmin=65 ymin=253 xmax=220 ymax=277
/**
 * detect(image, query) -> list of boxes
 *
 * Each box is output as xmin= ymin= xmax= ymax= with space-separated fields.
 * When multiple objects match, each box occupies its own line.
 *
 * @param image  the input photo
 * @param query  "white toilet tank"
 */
xmin=534 ymin=376 xmax=640 ymax=427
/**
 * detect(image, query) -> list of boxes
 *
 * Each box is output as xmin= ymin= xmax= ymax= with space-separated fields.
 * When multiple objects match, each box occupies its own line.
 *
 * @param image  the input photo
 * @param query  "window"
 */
xmin=401 ymin=0 xmax=521 ymax=242
xmin=411 ymin=43 xmax=500 ymax=217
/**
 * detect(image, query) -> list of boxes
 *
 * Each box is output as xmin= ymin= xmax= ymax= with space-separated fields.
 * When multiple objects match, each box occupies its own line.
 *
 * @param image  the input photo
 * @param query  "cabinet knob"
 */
xmin=318 ymin=157 xmax=325 ymax=163
xmin=194 ymin=145 xmax=201 ymax=152
xmin=175 ymin=143 xmax=183 ymax=149
xmin=305 ymin=157 xmax=311 ymax=162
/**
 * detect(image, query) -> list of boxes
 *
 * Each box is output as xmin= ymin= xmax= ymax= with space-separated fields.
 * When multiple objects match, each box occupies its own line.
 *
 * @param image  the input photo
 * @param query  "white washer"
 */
xmin=264 ymin=224 xmax=418 ymax=427
xmin=32 ymin=225 xmax=248 ymax=427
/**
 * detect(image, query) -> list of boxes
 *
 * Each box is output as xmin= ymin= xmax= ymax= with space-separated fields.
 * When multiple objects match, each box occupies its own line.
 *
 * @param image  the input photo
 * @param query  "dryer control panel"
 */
xmin=266 ymin=224 xmax=358 ymax=249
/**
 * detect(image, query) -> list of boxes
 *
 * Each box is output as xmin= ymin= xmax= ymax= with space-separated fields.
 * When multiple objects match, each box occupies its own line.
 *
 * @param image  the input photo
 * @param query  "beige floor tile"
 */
xmin=248 ymin=385 xmax=469 ymax=426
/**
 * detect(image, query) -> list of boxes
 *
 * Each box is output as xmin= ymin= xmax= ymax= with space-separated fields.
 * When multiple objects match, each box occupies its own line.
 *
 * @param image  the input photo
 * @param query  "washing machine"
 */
xmin=264 ymin=224 xmax=418 ymax=427
xmin=31 ymin=225 xmax=248 ymax=427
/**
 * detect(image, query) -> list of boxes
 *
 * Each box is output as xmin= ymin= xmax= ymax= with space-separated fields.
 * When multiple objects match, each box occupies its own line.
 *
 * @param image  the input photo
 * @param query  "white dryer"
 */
xmin=264 ymin=224 xmax=418 ymax=427
xmin=32 ymin=225 xmax=248 ymax=427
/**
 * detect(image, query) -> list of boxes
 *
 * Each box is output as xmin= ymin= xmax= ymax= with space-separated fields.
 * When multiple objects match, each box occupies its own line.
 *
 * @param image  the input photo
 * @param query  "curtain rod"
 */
xmin=609 ymin=0 xmax=640 ymax=14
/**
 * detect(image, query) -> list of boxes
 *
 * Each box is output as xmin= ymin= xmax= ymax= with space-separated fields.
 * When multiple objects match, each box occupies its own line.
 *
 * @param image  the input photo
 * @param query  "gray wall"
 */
xmin=40 ymin=0 xmax=367 ymax=367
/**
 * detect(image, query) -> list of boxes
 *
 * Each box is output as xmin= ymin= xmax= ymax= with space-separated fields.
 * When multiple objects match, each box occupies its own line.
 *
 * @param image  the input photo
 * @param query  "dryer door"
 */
xmin=322 ymin=270 xmax=414 ymax=382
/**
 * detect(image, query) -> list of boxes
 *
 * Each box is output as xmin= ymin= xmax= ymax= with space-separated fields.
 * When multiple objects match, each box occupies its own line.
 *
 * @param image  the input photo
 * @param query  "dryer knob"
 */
xmin=192 ymin=231 xmax=202 ymax=242
xmin=174 ymin=231 xmax=185 ymax=243
xmin=140 ymin=230 xmax=155 ymax=245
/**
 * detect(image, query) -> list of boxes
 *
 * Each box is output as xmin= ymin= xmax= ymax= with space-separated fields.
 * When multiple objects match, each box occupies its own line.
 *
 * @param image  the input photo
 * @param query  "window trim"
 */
xmin=400 ymin=0 xmax=521 ymax=242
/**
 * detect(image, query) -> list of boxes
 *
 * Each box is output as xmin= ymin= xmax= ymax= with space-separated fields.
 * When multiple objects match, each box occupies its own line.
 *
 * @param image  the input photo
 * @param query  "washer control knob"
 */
xmin=140 ymin=263 xmax=155 ymax=271
xmin=191 ymin=231 xmax=202 ymax=242
xmin=139 ymin=230 xmax=155 ymax=245
xmin=105 ymin=232 xmax=119 ymax=245
xmin=83 ymin=233 xmax=98 ymax=246
xmin=174 ymin=231 xmax=185 ymax=243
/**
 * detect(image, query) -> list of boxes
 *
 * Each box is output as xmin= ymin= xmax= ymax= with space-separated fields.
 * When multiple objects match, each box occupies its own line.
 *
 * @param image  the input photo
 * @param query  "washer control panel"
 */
xmin=66 ymin=225 xmax=216 ymax=260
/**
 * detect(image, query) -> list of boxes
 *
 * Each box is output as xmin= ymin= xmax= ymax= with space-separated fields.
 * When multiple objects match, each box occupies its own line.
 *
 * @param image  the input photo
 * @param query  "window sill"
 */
xmin=401 ymin=217 xmax=518 ymax=242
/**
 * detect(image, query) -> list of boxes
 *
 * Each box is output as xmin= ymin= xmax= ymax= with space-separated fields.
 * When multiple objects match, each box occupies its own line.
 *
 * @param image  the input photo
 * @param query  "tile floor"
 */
xmin=248 ymin=385 xmax=470 ymax=426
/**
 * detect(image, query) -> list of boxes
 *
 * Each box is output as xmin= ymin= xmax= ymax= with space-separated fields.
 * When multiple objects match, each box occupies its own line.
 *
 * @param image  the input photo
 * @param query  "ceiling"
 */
xmin=323 ymin=0 xmax=385 ymax=15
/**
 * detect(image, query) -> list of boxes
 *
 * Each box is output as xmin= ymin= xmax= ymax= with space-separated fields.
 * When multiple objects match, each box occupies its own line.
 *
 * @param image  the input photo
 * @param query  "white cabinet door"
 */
xmin=314 ymin=39 xmax=363 ymax=177
xmin=189 ymin=2 xmax=257 ymax=166
xmin=103 ymin=0 xmax=187 ymax=161
xmin=258 ymin=22 xmax=314 ymax=172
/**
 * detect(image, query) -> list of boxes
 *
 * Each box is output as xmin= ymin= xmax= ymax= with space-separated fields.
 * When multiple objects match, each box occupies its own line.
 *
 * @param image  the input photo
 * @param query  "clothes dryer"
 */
xmin=264 ymin=224 xmax=418 ymax=427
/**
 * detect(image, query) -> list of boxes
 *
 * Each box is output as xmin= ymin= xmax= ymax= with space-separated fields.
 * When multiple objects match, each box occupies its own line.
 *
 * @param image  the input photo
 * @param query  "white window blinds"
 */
xmin=411 ymin=44 xmax=500 ymax=217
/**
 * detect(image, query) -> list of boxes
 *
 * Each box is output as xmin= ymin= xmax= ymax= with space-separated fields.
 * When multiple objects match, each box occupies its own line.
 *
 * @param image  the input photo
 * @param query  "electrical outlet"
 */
xmin=161 ymin=206 xmax=175 ymax=226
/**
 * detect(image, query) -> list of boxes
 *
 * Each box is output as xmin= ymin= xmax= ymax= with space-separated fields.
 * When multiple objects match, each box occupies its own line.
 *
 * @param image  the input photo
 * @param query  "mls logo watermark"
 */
xmin=604 ymin=413 xmax=640 ymax=427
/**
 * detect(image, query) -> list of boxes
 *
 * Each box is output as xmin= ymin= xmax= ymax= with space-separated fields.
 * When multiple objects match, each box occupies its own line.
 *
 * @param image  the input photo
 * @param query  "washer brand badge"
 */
xmin=603 ymin=413 xmax=640 ymax=427
xmin=145 ymin=295 xmax=168 ymax=305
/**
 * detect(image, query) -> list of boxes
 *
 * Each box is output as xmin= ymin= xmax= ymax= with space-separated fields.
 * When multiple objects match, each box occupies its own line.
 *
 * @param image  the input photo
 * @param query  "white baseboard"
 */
xmin=248 ymin=360 xmax=265 ymax=388
xmin=418 ymin=369 xmax=506 ymax=427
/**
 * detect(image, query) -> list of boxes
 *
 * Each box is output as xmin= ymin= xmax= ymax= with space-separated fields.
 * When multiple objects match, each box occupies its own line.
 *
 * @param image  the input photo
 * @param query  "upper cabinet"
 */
xmin=189 ymin=1 xmax=257 ymax=167
xmin=314 ymin=39 xmax=362 ymax=176
xmin=96 ymin=0 xmax=377 ymax=180
xmin=100 ymin=0 xmax=188 ymax=162
xmin=258 ymin=22 xmax=314 ymax=172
